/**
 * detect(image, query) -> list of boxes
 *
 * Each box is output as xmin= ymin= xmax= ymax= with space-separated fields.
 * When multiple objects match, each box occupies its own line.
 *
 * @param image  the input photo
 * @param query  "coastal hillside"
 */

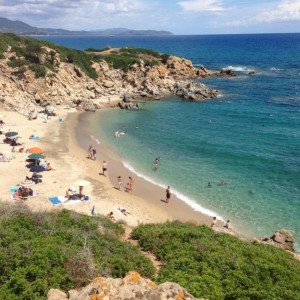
xmin=0 ymin=17 xmax=173 ymax=36
xmin=0 ymin=33 xmax=222 ymax=114
xmin=0 ymin=204 xmax=299 ymax=299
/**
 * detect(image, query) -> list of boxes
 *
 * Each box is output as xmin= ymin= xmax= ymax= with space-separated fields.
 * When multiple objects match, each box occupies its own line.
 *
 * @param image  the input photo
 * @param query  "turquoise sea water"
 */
xmin=37 ymin=34 xmax=300 ymax=250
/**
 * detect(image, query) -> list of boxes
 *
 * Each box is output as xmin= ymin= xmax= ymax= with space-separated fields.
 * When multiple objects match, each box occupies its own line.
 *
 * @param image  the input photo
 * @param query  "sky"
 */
xmin=0 ymin=0 xmax=300 ymax=34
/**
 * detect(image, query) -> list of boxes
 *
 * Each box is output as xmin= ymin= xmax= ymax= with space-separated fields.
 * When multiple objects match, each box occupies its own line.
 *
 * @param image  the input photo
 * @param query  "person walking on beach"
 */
xmin=211 ymin=216 xmax=217 ymax=227
xmin=129 ymin=176 xmax=134 ymax=191
xmin=166 ymin=186 xmax=171 ymax=203
xmin=102 ymin=160 xmax=107 ymax=176
xmin=117 ymin=176 xmax=122 ymax=191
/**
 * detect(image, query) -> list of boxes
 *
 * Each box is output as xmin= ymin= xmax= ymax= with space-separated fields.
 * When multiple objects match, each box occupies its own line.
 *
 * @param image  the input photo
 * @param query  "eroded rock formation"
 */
xmin=47 ymin=271 xmax=203 ymax=300
xmin=0 ymin=46 xmax=230 ymax=115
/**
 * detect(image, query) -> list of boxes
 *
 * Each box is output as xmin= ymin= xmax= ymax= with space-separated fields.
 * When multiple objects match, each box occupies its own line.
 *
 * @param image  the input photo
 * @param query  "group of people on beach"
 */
xmin=117 ymin=175 xmax=134 ymax=192
xmin=211 ymin=216 xmax=231 ymax=230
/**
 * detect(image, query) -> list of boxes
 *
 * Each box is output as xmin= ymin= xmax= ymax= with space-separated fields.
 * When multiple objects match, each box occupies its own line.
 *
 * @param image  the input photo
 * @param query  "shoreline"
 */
xmin=1 ymin=106 xmax=299 ymax=256
xmin=73 ymin=108 xmax=242 ymax=235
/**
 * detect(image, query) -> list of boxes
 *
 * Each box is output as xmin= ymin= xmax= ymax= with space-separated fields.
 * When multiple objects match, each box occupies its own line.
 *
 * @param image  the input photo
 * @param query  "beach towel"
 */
xmin=10 ymin=187 xmax=18 ymax=193
xmin=49 ymin=197 xmax=61 ymax=205
xmin=49 ymin=196 xmax=82 ymax=205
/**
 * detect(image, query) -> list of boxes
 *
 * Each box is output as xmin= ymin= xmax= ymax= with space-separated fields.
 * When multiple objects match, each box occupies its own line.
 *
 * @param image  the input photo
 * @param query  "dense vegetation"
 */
xmin=0 ymin=204 xmax=155 ymax=300
xmin=0 ymin=33 xmax=170 ymax=77
xmin=131 ymin=222 xmax=300 ymax=300
xmin=85 ymin=46 xmax=169 ymax=72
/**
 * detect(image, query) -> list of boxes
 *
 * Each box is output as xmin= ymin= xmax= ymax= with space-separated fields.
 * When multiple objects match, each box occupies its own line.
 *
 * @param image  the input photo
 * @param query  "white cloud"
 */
xmin=258 ymin=0 xmax=300 ymax=22
xmin=178 ymin=0 xmax=225 ymax=12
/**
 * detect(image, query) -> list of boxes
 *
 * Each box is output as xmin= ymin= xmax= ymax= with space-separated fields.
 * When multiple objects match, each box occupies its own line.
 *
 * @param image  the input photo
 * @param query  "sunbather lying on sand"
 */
xmin=118 ymin=208 xmax=131 ymax=216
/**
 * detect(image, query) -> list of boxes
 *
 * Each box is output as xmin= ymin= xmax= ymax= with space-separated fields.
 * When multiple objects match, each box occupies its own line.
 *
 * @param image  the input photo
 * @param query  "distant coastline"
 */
xmin=0 ymin=17 xmax=173 ymax=36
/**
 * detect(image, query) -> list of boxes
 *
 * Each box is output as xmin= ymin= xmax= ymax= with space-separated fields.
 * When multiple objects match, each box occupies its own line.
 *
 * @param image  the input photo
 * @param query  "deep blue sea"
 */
xmin=36 ymin=34 xmax=300 ymax=250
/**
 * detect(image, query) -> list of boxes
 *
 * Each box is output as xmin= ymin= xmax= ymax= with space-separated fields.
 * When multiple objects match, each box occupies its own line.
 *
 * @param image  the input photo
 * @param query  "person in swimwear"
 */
xmin=166 ymin=186 xmax=171 ymax=203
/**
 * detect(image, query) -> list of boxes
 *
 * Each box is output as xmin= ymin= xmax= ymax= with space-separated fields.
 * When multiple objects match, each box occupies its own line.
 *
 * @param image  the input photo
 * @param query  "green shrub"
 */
xmin=85 ymin=47 xmax=111 ymax=52
xmin=29 ymin=65 xmax=47 ymax=78
xmin=0 ymin=204 xmax=155 ymax=299
xmin=132 ymin=222 xmax=300 ymax=300
xmin=144 ymin=60 xmax=160 ymax=67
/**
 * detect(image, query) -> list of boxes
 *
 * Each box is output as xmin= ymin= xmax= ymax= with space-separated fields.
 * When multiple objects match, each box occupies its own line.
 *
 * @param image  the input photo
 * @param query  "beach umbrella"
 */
xmin=21 ymin=180 xmax=35 ymax=187
xmin=30 ymin=165 xmax=45 ymax=173
xmin=73 ymin=180 xmax=91 ymax=187
xmin=28 ymin=153 xmax=45 ymax=160
xmin=5 ymin=131 xmax=18 ymax=138
xmin=28 ymin=147 xmax=43 ymax=154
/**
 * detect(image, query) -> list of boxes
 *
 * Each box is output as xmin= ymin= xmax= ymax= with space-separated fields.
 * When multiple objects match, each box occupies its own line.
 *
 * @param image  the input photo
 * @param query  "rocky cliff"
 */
xmin=0 ymin=36 xmax=227 ymax=115
xmin=47 ymin=271 xmax=204 ymax=300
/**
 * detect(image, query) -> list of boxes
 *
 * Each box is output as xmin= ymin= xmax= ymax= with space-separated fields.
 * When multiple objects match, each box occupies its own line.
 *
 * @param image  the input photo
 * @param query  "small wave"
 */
xmin=270 ymin=67 xmax=282 ymax=71
xmin=90 ymin=135 xmax=100 ymax=144
xmin=222 ymin=66 xmax=254 ymax=72
xmin=123 ymin=161 xmax=224 ymax=221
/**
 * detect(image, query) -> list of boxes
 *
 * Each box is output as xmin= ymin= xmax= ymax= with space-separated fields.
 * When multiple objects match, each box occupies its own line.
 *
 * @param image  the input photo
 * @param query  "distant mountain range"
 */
xmin=0 ymin=17 xmax=173 ymax=36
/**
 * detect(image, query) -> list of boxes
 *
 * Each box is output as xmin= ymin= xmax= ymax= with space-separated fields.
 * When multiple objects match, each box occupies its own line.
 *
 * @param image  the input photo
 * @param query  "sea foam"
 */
xmin=222 ymin=66 xmax=254 ymax=72
xmin=123 ymin=161 xmax=225 ymax=221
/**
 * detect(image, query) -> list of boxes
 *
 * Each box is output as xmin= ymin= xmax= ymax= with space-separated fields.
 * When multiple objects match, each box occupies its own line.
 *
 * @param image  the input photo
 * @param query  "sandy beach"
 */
xmin=0 ymin=105 xmax=234 ymax=232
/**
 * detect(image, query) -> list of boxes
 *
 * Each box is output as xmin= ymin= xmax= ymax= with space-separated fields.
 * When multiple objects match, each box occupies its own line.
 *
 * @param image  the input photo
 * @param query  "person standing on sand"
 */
xmin=92 ymin=147 xmax=97 ymax=160
xmin=129 ymin=176 xmax=134 ymax=191
xmin=166 ymin=186 xmax=171 ymax=203
xmin=117 ymin=176 xmax=122 ymax=191
xmin=102 ymin=160 xmax=107 ymax=176
xmin=211 ymin=216 xmax=217 ymax=227
xmin=88 ymin=146 xmax=93 ymax=159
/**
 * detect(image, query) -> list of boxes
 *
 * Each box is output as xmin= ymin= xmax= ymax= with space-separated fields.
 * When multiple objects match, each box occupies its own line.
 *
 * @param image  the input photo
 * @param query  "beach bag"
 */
xmin=84 ymin=195 xmax=89 ymax=201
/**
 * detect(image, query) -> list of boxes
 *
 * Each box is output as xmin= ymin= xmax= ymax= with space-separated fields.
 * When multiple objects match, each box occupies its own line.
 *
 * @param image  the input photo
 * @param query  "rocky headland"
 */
xmin=0 ymin=33 xmax=233 ymax=115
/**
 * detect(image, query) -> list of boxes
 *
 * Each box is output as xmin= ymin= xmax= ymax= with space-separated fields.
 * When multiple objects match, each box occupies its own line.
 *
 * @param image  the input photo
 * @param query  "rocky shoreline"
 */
xmin=0 ymin=45 xmax=232 ymax=115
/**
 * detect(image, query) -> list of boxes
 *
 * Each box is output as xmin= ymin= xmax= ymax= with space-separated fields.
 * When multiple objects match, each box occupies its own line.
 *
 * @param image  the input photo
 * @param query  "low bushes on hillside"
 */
xmin=131 ymin=222 xmax=300 ymax=300
xmin=0 ymin=204 xmax=155 ymax=299
xmin=0 ymin=33 xmax=171 ymax=78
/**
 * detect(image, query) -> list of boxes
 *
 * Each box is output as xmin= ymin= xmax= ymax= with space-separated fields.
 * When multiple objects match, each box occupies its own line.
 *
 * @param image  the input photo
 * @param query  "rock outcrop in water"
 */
xmin=0 ymin=35 xmax=233 ymax=115
xmin=47 ymin=271 xmax=203 ymax=300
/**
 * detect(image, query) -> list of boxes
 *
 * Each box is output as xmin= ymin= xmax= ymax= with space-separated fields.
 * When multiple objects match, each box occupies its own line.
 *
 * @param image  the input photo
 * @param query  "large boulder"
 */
xmin=262 ymin=229 xmax=295 ymax=252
